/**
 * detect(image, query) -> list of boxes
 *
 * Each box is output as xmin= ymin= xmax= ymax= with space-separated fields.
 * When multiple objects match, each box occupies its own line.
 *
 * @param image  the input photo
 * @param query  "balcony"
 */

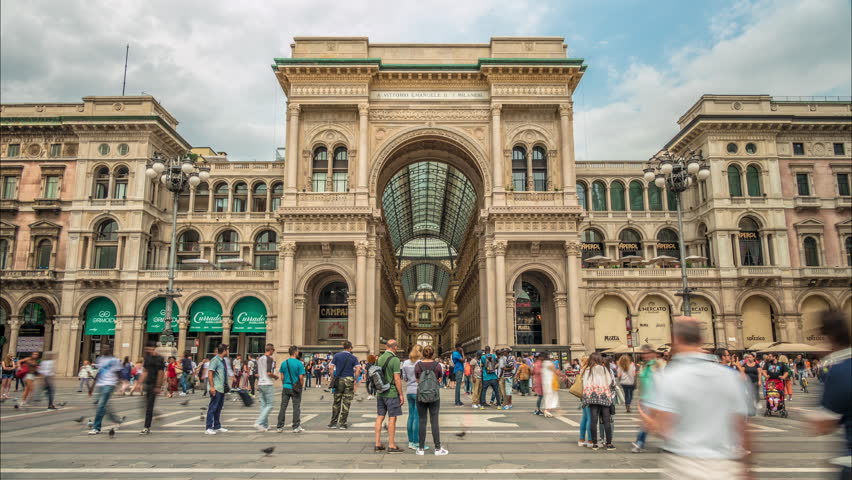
xmin=794 ymin=196 xmax=821 ymax=210
xmin=798 ymin=267 xmax=852 ymax=287
xmin=32 ymin=198 xmax=61 ymax=212
xmin=506 ymin=191 xmax=563 ymax=206
xmin=77 ymin=269 xmax=121 ymax=281
xmin=0 ymin=199 xmax=19 ymax=212
xmin=583 ymin=267 xmax=718 ymax=279
xmin=835 ymin=196 xmax=851 ymax=210
xmin=137 ymin=269 xmax=277 ymax=281
xmin=736 ymin=266 xmax=781 ymax=287
xmin=0 ymin=269 xmax=57 ymax=287
xmin=295 ymin=192 xmax=356 ymax=207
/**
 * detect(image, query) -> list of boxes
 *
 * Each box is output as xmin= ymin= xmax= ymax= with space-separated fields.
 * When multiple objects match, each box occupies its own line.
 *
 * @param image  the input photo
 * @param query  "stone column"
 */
xmin=478 ymin=256 xmax=488 ymax=348
xmin=7 ymin=317 xmax=21 ymax=357
xmin=491 ymin=104 xmax=504 ymax=193
xmin=221 ymin=315 xmax=232 ymax=346
xmin=555 ymin=294 xmax=569 ymax=346
xmin=176 ymin=316 xmax=189 ymax=357
xmin=44 ymin=320 xmax=54 ymax=352
xmin=285 ymin=103 xmax=301 ymax=194
xmin=188 ymin=185 xmax=196 ymax=213
xmin=357 ymin=104 xmax=370 ymax=194
xmin=565 ymin=242 xmax=584 ymax=351
xmin=366 ymin=242 xmax=377 ymax=349
xmin=559 ymin=103 xmax=577 ymax=197
xmin=292 ymin=294 xmax=306 ymax=346
xmin=355 ymin=241 xmax=368 ymax=350
xmin=279 ymin=241 xmax=296 ymax=347
xmin=493 ymin=241 xmax=508 ymax=346
xmin=484 ymin=242 xmax=496 ymax=347
xmin=348 ymin=296 xmax=359 ymax=352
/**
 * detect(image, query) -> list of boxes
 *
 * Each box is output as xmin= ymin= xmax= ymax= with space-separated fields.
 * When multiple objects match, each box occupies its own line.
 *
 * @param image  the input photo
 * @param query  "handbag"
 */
xmin=568 ymin=368 xmax=584 ymax=398
xmin=286 ymin=359 xmax=303 ymax=393
xmin=612 ymin=381 xmax=625 ymax=405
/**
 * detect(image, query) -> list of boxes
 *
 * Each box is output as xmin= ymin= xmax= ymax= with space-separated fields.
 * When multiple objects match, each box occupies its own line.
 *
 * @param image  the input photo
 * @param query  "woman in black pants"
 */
xmin=581 ymin=352 xmax=615 ymax=450
xmin=414 ymin=345 xmax=449 ymax=456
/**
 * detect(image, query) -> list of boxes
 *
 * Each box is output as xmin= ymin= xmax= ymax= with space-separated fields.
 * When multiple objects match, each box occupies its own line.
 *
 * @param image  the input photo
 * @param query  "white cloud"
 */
xmin=575 ymin=0 xmax=852 ymax=161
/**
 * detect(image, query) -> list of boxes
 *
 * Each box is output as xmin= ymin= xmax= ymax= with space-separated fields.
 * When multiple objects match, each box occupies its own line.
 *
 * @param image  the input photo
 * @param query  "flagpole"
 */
xmin=122 ymin=44 xmax=129 ymax=96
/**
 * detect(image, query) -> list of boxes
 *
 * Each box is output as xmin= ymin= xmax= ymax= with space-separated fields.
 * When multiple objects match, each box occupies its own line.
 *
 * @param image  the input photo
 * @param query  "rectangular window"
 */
xmin=532 ymin=171 xmax=547 ymax=192
xmin=792 ymin=143 xmax=805 ymax=155
xmin=512 ymin=172 xmax=526 ymax=192
xmin=312 ymin=173 xmax=327 ymax=192
xmin=214 ymin=198 xmax=227 ymax=212
xmin=332 ymin=172 xmax=348 ymax=192
xmin=44 ymin=175 xmax=60 ymax=199
xmin=796 ymin=173 xmax=810 ymax=196
xmin=838 ymin=173 xmax=850 ymax=196
xmin=2 ymin=176 xmax=18 ymax=199
xmin=114 ymin=182 xmax=127 ymax=200
xmin=834 ymin=143 xmax=846 ymax=155
xmin=49 ymin=144 xmax=62 ymax=157
xmin=95 ymin=246 xmax=117 ymax=269
xmin=7 ymin=144 xmax=20 ymax=157
xmin=254 ymin=255 xmax=277 ymax=270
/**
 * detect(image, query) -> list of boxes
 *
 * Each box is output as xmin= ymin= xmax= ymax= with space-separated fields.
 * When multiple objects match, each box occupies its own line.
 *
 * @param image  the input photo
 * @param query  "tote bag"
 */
xmin=568 ymin=368 xmax=584 ymax=398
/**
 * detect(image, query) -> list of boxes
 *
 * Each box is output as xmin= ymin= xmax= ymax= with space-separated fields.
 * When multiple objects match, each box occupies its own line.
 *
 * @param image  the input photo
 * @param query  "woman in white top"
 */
xmin=540 ymin=353 xmax=560 ymax=417
xmin=400 ymin=345 xmax=423 ymax=450
xmin=616 ymin=354 xmax=637 ymax=413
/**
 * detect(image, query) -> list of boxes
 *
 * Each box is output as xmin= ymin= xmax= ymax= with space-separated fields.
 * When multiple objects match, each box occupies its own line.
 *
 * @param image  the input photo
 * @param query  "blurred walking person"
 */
xmin=89 ymin=347 xmax=124 ymax=435
xmin=641 ymin=318 xmax=752 ymax=479
xmin=541 ymin=353 xmax=560 ymax=417
xmin=18 ymin=352 xmax=39 ymax=406
xmin=139 ymin=341 xmax=164 ymax=434
xmin=38 ymin=351 xmax=57 ymax=410
xmin=632 ymin=345 xmax=664 ymax=453
xmin=254 ymin=344 xmax=277 ymax=432
xmin=1 ymin=355 xmax=14 ymax=400
xmin=179 ymin=351 xmax=193 ymax=396
xmin=532 ymin=353 xmax=544 ymax=416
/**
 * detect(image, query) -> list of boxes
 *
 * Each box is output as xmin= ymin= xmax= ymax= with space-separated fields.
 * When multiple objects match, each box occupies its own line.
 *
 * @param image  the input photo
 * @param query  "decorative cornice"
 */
xmin=493 ymin=240 xmax=507 ymax=256
xmin=280 ymin=241 xmax=297 ymax=257
xmin=368 ymin=108 xmax=490 ymax=121
xmin=287 ymin=104 xmax=301 ymax=116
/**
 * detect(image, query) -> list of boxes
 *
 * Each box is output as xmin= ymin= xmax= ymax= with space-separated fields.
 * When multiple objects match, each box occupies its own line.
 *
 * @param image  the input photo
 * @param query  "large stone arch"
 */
xmin=296 ymin=263 xmax=355 ymax=295
xmin=369 ymin=125 xmax=492 ymax=199
xmin=299 ymin=266 xmax=354 ymax=347
xmin=225 ymin=290 xmax=275 ymax=316
xmin=586 ymin=290 xmax=635 ymax=316
xmin=15 ymin=293 xmax=60 ymax=318
xmin=507 ymin=263 xmax=565 ymax=293
xmin=735 ymin=290 xmax=783 ymax=315
xmin=795 ymin=291 xmax=839 ymax=311
xmin=74 ymin=292 xmax=123 ymax=317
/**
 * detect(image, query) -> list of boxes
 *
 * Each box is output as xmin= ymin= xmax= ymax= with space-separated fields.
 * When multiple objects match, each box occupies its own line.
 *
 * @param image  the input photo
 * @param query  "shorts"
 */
xmin=503 ymin=377 xmax=514 ymax=396
xmin=376 ymin=396 xmax=403 ymax=417
xmin=1 ymin=372 xmax=13 ymax=379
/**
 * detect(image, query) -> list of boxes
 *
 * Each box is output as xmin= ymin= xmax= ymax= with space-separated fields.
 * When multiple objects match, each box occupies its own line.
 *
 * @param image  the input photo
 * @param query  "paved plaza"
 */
xmin=0 ymin=379 xmax=844 ymax=479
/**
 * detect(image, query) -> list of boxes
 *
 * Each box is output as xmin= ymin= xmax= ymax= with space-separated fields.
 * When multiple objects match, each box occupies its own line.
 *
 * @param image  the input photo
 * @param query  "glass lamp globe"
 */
xmin=152 ymin=162 xmax=166 ymax=174
xmin=145 ymin=168 xmax=158 ymax=179
xmin=698 ymin=168 xmax=711 ymax=180
xmin=181 ymin=162 xmax=194 ymax=174
xmin=660 ymin=161 xmax=673 ymax=175
xmin=188 ymin=175 xmax=201 ymax=187
xmin=198 ymin=170 xmax=210 ymax=182
xmin=654 ymin=175 xmax=666 ymax=188
xmin=687 ymin=159 xmax=700 ymax=174
xmin=160 ymin=174 xmax=168 ymax=185
xmin=643 ymin=168 xmax=656 ymax=182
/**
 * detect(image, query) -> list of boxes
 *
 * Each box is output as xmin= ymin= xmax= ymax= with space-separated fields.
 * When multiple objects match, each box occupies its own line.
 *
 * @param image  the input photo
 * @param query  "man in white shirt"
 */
xmin=254 ymin=344 xmax=278 ymax=432
xmin=38 ymin=351 xmax=57 ymax=410
xmin=89 ymin=347 xmax=125 ymax=434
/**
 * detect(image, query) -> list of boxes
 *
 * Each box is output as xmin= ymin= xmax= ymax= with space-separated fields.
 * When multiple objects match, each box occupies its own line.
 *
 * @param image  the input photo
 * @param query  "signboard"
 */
xmin=636 ymin=296 xmax=671 ymax=347
xmin=190 ymin=346 xmax=198 ymax=354
xmin=689 ymin=297 xmax=714 ymax=344
xmin=370 ymin=90 xmax=489 ymax=101
xmin=594 ymin=296 xmax=628 ymax=348
xmin=231 ymin=297 xmax=267 ymax=333
xmin=741 ymin=296 xmax=774 ymax=348
xmin=319 ymin=304 xmax=348 ymax=342
xmin=801 ymin=296 xmax=829 ymax=345
xmin=16 ymin=336 xmax=44 ymax=353
xmin=189 ymin=296 xmax=223 ymax=332
xmin=146 ymin=298 xmax=180 ymax=333
xmin=84 ymin=297 xmax=117 ymax=335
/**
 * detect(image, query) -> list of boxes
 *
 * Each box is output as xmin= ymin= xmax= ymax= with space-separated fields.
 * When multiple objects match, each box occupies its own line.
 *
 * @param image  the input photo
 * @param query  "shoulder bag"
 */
xmin=286 ymin=359 xmax=303 ymax=393
xmin=568 ymin=367 xmax=584 ymax=398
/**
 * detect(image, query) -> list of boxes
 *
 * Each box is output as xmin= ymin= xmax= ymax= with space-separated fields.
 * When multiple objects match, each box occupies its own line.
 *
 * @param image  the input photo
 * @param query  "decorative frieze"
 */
xmin=493 ymin=84 xmax=569 ymax=96
xmin=291 ymin=85 xmax=368 ymax=96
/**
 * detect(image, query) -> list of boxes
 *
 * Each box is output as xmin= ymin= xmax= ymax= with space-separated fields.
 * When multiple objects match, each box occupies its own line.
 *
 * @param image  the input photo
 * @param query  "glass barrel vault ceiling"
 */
xmin=381 ymin=161 xmax=477 ymax=301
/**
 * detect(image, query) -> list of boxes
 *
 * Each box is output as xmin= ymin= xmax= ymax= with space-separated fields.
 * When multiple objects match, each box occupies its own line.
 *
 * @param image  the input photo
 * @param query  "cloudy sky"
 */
xmin=1 ymin=0 xmax=849 ymax=161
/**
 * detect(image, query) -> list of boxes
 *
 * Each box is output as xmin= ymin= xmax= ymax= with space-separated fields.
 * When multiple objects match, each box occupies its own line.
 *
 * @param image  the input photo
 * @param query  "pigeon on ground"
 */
xmin=180 ymin=400 xmax=190 ymax=406
xmin=108 ymin=428 xmax=115 ymax=439
xmin=13 ymin=404 xmax=19 ymax=409
xmin=87 ymin=419 xmax=93 ymax=428
xmin=58 ymin=402 xmax=66 ymax=407
xmin=261 ymin=446 xmax=275 ymax=456
xmin=200 ymin=415 xmax=205 ymax=421
xmin=73 ymin=416 xmax=85 ymax=423
xmin=355 ymin=396 xmax=364 ymax=402
xmin=320 ymin=395 xmax=324 ymax=401
xmin=199 ymin=407 xmax=207 ymax=410
xmin=455 ymin=431 xmax=468 ymax=439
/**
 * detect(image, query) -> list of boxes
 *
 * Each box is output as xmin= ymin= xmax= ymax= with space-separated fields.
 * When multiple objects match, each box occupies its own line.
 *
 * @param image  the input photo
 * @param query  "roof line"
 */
xmin=272 ymin=57 xmax=586 ymax=72
xmin=1 ymin=115 xmax=192 ymax=148
xmin=665 ymin=114 xmax=852 ymax=149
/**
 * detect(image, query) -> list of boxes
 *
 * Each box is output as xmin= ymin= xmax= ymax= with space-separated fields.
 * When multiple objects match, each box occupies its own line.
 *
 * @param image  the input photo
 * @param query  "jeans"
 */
xmin=454 ymin=371 xmax=463 ymax=405
xmin=464 ymin=375 xmax=471 ymax=393
xmin=143 ymin=385 xmax=157 ymax=429
xmin=276 ymin=388 xmax=301 ymax=429
xmin=518 ymin=378 xmax=530 ymax=395
xmin=622 ymin=384 xmax=635 ymax=406
xmin=406 ymin=393 xmax=419 ymax=444
xmin=43 ymin=377 xmax=55 ymax=407
xmin=579 ymin=406 xmax=591 ymax=440
xmin=93 ymin=385 xmax=121 ymax=431
xmin=480 ymin=378 xmax=500 ymax=406
xmin=179 ymin=372 xmax=189 ymax=393
xmin=417 ymin=400 xmax=441 ymax=449
xmin=635 ymin=429 xmax=647 ymax=448
xmin=78 ymin=378 xmax=91 ymax=392
xmin=205 ymin=392 xmax=225 ymax=430
xmin=255 ymin=384 xmax=275 ymax=428
xmin=589 ymin=404 xmax=613 ymax=445
xmin=248 ymin=375 xmax=257 ymax=395
xmin=305 ymin=373 xmax=312 ymax=388
xmin=536 ymin=395 xmax=542 ymax=412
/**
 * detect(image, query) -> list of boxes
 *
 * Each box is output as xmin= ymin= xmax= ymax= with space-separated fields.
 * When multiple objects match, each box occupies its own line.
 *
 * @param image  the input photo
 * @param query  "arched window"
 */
xmin=576 ymin=182 xmax=588 ymax=210
xmin=648 ymin=182 xmax=663 ymax=211
xmin=746 ymin=165 xmax=761 ymax=197
xmin=270 ymin=182 xmax=283 ymax=211
xmin=215 ymin=230 xmax=240 ymax=264
xmin=193 ymin=182 xmax=209 ymax=212
xmin=418 ymin=305 xmax=432 ymax=328
xmin=656 ymin=228 xmax=680 ymax=259
xmin=254 ymin=230 xmax=278 ymax=270
xmin=177 ymin=229 xmax=200 ymax=267
xmin=803 ymin=236 xmax=820 ymax=266
xmin=94 ymin=166 xmax=110 ymax=199
xmin=113 ymin=166 xmax=129 ymax=200
xmin=581 ymin=229 xmax=605 ymax=267
xmin=232 ymin=182 xmax=248 ymax=213
xmin=666 ymin=188 xmax=678 ymax=211
xmin=95 ymin=220 xmax=119 ymax=269
xmin=846 ymin=237 xmax=852 ymax=266
xmin=213 ymin=182 xmax=228 ymax=212
xmin=312 ymin=147 xmax=328 ymax=192
xmin=36 ymin=239 xmax=52 ymax=269
xmin=738 ymin=217 xmax=763 ymax=266
xmin=332 ymin=147 xmax=349 ymax=192
xmin=610 ymin=181 xmax=626 ymax=211
xmin=511 ymin=146 xmax=527 ymax=191
xmin=531 ymin=146 xmax=547 ymax=191
xmin=318 ymin=281 xmax=349 ymax=343
xmin=728 ymin=165 xmax=743 ymax=197
xmin=252 ymin=183 xmax=267 ymax=212
xmin=629 ymin=180 xmax=644 ymax=211
xmin=591 ymin=181 xmax=607 ymax=211
xmin=0 ymin=239 xmax=8 ymax=269
xmin=618 ymin=228 xmax=642 ymax=258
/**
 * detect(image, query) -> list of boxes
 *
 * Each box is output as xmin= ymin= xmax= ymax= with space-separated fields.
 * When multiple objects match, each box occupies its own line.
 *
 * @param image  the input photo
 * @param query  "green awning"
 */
xmin=85 ymin=297 xmax=116 ymax=335
xmin=189 ymin=296 xmax=223 ymax=332
xmin=231 ymin=297 xmax=267 ymax=333
xmin=146 ymin=298 xmax=180 ymax=333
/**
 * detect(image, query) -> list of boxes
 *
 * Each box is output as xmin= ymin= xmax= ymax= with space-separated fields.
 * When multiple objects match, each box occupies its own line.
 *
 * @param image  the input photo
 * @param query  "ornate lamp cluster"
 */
xmin=643 ymin=150 xmax=709 ymax=193
xmin=145 ymin=152 xmax=210 ymax=194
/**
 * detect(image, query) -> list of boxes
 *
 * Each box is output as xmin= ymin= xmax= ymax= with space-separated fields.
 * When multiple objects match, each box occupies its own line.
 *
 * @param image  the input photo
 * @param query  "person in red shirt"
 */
xmin=166 ymin=356 xmax=178 ymax=398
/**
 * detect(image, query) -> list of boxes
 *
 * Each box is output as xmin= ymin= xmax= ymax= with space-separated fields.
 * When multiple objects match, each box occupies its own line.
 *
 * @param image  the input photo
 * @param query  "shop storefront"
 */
xmin=81 ymin=297 xmax=116 ymax=363
xmin=593 ymin=296 xmax=629 ymax=350
xmin=689 ymin=297 xmax=715 ymax=346
xmin=145 ymin=297 xmax=180 ymax=346
xmin=741 ymin=296 xmax=775 ymax=348
xmin=514 ymin=282 xmax=542 ymax=345
xmin=317 ymin=282 xmax=348 ymax=345
xmin=636 ymin=296 xmax=671 ymax=347
xmin=189 ymin=296 xmax=226 ymax=358
xmin=800 ymin=296 xmax=829 ymax=345
xmin=231 ymin=296 xmax=267 ymax=358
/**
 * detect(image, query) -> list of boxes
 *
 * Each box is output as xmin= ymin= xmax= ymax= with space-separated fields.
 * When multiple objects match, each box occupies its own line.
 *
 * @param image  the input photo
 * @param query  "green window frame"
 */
xmin=727 ymin=165 xmax=743 ymax=197
xmin=746 ymin=165 xmax=761 ymax=197
xmin=577 ymin=182 xmax=588 ymax=210
xmin=629 ymin=181 xmax=644 ymax=211
xmin=610 ymin=181 xmax=626 ymax=211
xmin=648 ymin=183 xmax=663 ymax=211
xmin=591 ymin=181 xmax=607 ymax=211
xmin=666 ymin=188 xmax=678 ymax=211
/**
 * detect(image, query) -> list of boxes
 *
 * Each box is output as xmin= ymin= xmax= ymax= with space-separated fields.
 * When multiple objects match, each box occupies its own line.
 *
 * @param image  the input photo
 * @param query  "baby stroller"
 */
xmin=763 ymin=378 xmax=787 ymax=418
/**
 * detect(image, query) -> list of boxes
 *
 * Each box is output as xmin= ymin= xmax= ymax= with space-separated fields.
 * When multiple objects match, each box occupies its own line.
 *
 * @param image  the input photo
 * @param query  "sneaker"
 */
xmin=592 ymin=444 xmax=600 ymax=451
xmin=204 ymin=429 xmax=217 ymax=435
xmin=139 ymin=428 xmax=150 ymax=435
xmin=255 ymin=424 xmax=268 ymax=432
xmin=605 ymin=444 xmax=616 ymax=451
xmin=434 ymin=447 xmax=449 ymax=456
xmin=416 ymin=448 xmax=425 ymax=456
xmin=408 ymin=442 xmax=416 ymax=450
xmin=179 ymin=392 xmax=186 ymax=396
xmin=578 ymin=440 xmax=587 ymax=447
xmin=327 ymin=423 xmax=338 ymax=429
xmin=87 ymin=429 xmax=100 ymax=435
xmin=631 ymin=442 xmax=644 ymax=453
xmin=584 ymin=441 xmax=594 ymax=448
xmin=367 ymin=395 xmax=374 ymax=400
xmin=47 ymin=405 xmax=57 ymax=410
xmin=293 ymin=426 xmax=305 ymax=433
xmin=215 ymin=427 xmax=229 ymax=433
xmin=276 ymin=428 xmax=284 ymax=433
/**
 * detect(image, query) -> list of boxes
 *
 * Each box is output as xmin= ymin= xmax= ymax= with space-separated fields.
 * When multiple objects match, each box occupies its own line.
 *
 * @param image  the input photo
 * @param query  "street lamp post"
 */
xmin=145 ymin=152 xmax=210 ymax=354
xmin=643 ymin=150 xmax=710 ymax=317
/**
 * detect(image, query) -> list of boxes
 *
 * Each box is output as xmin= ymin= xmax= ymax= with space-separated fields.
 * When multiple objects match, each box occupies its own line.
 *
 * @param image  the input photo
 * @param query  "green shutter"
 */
xmin=610 ymin=182 xmax=625 ymax=211
xmin=231 ymin=297 xmax=267 ymax=333
xmin=746 ymin=166 xmax=761 ymax=197
xmin=629 ymin=181 xmax=644 ymax=211
xmin=189 ymin=296 xmax=223 ymax=332
xmin=666 ymin=189 xmax=678 ymax=211
xmin=146 ymin=298 xmax=180 ymax=333
xmin=648 ymin=184 xmax=663 ymax=211
xmin=85 ymin=297 xmax=116 ymax=335
xmin=728 ymin=166 xmax=743 ymax=197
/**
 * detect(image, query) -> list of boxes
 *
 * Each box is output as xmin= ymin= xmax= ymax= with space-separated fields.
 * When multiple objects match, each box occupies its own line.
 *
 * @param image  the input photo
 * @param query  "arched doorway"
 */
xmin=80 ymin=297 xmax=117 ymax=363
xmin=636 ymin=295 xmax=671 ymax=348
xmin=17 ymin=299 xmax=55 ymax=355
xmin=144 ymin=297 xmax=179 ymax=348
xmin=688 ymin=296 xmax=716 ymax=347
xmin=741 ymin=296 xmax=776 ymax=348
xmin=800 ymin=296 xmax=830 ymax=345
xmin=304 ymin=275 xmax=350 ymax=348
xmin=231 ymin=296 xmax=268 ymax=359
xmin=593 ymin=296 xmax=629 ymax=350
xmin=513 ymin=271 xmax=556 ymax=346
xmin=188 ymin=296 xmax=228 ymax=358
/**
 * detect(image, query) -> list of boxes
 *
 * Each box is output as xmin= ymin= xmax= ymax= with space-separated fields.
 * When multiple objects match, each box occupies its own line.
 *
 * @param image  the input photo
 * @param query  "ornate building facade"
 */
xmin=1 ymin=38 xmax=850 ymax=376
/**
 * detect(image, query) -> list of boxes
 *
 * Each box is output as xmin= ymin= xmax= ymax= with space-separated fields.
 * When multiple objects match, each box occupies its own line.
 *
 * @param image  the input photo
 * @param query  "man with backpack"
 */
xmin=479 ymin=346 xmax=500 ymax=409
xmin=328 ymin=340 xmax=359 ymax=429
xmin=373 ymin=339 xmax=404 ymax=453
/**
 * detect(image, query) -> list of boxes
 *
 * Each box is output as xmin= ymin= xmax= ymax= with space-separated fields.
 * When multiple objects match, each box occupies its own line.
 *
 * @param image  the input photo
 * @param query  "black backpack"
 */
xmin=417 ymin=362 xmax=441 ymax=404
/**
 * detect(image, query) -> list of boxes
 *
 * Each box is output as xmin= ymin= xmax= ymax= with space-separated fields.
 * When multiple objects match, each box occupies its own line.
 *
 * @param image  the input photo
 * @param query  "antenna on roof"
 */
xmin=121 ymin=44 xmax=129 ymax=96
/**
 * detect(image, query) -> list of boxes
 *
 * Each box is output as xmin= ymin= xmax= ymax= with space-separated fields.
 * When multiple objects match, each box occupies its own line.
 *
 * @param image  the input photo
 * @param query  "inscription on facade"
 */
xmin=370 ymin=90 xmax=489 ymax=101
